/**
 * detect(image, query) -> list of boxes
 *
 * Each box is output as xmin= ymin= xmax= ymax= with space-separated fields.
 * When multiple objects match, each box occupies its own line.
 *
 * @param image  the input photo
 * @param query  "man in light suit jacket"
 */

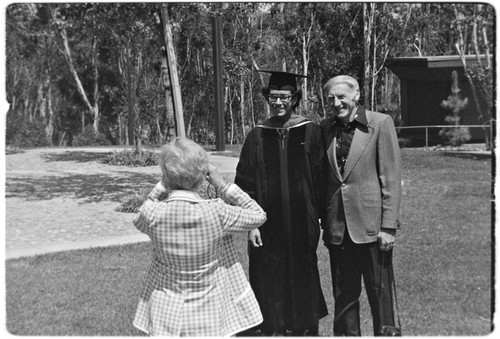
xmin=320 ymin=75 xmax=402 ymax=336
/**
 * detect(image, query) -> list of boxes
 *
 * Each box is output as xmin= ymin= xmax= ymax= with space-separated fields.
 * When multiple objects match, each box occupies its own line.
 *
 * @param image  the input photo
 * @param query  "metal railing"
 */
xmin=396 ymin=125 xmax=489 ymax=148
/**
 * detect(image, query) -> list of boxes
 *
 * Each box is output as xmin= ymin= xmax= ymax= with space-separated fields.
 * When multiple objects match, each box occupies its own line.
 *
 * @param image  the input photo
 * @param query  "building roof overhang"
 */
xmin=385 ymin=55 xmax=489 ymax=81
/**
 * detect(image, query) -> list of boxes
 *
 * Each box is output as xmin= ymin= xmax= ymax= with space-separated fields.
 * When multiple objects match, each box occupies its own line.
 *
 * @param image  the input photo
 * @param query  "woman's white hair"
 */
xmin=159 ymin=137 xmax=209 ymax=191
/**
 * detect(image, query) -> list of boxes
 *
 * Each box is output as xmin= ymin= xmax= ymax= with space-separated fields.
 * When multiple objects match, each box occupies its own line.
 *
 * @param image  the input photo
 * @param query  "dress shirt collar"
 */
xmin=167 ymin=190 xmax=204 ymax=202
xmin=331 ymin=106 xmax=368 ymax=128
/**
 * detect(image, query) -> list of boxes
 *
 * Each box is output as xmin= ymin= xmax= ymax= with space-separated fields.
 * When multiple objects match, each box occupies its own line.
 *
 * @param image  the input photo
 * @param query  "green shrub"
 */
xmin=115 ymin=195 xmax=147 ymax=213
xmin=439 ymin=70 xmax=470 ymax=147
xmin=73 ymin=125 xmax=111 ymax=146
xmin=103 ymin=149 xmax=158 ymax=167
xmin=116 ymin=181 xmax=223 ymax=213
xmin=5 ymin=146 xmax=25 ymax=155
xmin=438 ymin=116 xmax=471 ymax=146
xmin=398 ymin=137 xmax=409 ymax=148
xmin=6 ymin=115 xmax=51 ymax=148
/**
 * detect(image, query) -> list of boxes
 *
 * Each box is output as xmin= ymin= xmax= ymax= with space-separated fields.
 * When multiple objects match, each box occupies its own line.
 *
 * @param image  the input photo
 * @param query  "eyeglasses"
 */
xmin=268 ymin=94 xmax=293 ymax=103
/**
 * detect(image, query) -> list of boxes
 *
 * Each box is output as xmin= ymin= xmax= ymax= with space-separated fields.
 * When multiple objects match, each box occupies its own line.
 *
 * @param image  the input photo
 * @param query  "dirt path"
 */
xmin=5 ymin=148 xmax=238 ymax=255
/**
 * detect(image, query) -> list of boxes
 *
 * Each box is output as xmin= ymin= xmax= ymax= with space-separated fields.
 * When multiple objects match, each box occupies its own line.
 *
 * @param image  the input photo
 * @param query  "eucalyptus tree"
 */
xmin=6 ymin=3 xmax=40 ymax=140
xmin=308 ymin=2 xmax=364 ymax=117
xmin=6 ymin=3 xmax=65 ymax=146
xmin=451 ymin=3 xmax=494 ymax=149
xmin=49 ymin=3 xmax=106 ymax=133
xmin=103 ymin=3 xmax=164 ymax=149
xmin=218 ymin=3 xmax=264 ymax=143
xmin=273 ymin=3 xmax=319 ymax=114
xmin=166 ymin=3 xmax=214 ymax=143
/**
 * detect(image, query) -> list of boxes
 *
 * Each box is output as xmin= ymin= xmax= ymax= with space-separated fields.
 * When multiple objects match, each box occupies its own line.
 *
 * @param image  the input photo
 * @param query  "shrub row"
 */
xmin=103 ymin=149 xmax=159 ymax=167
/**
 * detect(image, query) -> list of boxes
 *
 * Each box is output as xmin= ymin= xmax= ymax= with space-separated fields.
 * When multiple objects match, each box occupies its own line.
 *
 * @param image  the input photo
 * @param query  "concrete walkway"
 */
xmin=5 ymin=151 xmax=239 ymax=260
xmin=5 ymin=146 xmax=490 ymax=260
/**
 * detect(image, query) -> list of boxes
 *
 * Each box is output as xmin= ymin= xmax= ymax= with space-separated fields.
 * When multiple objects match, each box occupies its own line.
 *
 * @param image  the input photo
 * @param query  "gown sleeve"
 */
xmin=235 ymin=130 xmax=259 ymax=200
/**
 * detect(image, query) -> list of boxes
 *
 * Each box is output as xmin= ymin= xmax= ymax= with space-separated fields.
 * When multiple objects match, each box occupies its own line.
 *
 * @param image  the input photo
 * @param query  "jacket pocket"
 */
xmin=361 ymin=194 xmax=382 ymax=234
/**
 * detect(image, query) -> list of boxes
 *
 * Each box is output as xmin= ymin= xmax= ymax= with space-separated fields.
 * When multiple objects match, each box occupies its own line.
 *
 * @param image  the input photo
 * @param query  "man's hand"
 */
xmin=248 ymin=228 xmax=263 ymax=247
xmin=377 ymin=228 xmax=396 ymax=252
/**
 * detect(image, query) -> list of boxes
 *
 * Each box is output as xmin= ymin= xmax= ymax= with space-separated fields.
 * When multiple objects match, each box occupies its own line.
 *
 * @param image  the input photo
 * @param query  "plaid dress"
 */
xmin=132 ymin=182 xmax=266 ymax=336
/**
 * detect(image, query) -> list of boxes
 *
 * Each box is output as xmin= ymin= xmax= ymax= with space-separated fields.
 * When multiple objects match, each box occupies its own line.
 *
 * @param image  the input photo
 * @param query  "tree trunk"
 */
xmin=302 ymin=33 xmax=308 ymax=113
xmin=187 ymin=112 xmax=195 ymax=141
xmin=125 ymin=118 xmax=129 ymax=146
xmin=252 ymin=57 xmax=270 ymax=118
xmin=81 ymin=109 xmax=85 ymax=132
xmin=118 ymin=113 xmax=123 ymax=145
xmin=58 ymin=132 xmax=66 ymax=147
xmin=92 ymin=107 xmax=100 ymax=133
xmin=186 ymin=94 xmax=196 ymax=139
xmin=363 ymin=3 xmax=373 ymax=109
xmin=156 ymin=119 xmax=164 ymax=145
xmin=319 ymin=81 xmax=327 ymax=117
xmin=370 ymin=12 xmax=377 ymax=111
xmin=37 ymin=80 xmax=46 ymax=119
xmin=91 ymin=33 xmax=100 ymax=132
xmin=160 ymin=5 xmax=185 ymax=137
xmin=301 ymin=9 xmax=314 ymax=113
xmin=227 ymin=86 xmax=234 ymax=145
xmin=161 ymin=49 xmax=176 ymax=141
xmin=249 ymin=79 xmax=255 ymax=128
xmin=126 ymin=48 xmax=135 ymax=146
xmin=136 ymin=125 xmax=143 ymax=158
xmin=59 ymin=27 xmax=100 ymax=133
xmin=239 ymin=77 xmax=246 ymax=139
xmin=46 ymin=84 xmax=54 ymax=144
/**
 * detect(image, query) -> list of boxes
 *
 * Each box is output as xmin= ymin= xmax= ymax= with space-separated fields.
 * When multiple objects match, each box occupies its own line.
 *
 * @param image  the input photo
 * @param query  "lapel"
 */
xmin=342 ymin=110 xmax=374 ymax=179
xmin=324 ymin=118 xmax=343 ymax=181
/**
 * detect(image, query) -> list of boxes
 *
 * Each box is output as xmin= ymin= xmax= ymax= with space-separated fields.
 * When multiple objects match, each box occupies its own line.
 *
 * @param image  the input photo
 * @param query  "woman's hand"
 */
xmin=248 ymin=228 xmax=263 ymax=247
xmin=205 ymin=164 xmax=226 ymax=188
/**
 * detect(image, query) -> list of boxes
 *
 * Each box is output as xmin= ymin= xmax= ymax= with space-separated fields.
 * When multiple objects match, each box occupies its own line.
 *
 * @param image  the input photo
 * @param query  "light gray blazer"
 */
xmin=320 ymin=108 xmax=402 ymax=245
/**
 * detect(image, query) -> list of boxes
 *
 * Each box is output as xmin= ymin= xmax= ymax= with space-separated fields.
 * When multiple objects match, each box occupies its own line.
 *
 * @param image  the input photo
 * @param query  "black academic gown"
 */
xmin=235 ymin=115 xmax=328 ymax=333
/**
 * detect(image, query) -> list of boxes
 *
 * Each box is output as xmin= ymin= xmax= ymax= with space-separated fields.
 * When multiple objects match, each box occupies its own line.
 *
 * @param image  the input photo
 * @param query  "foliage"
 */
xmin=439 ymin=71 xmax=470 ymax=146
xmin=115 ymin=195 xmax=147 ymax=213
xmin=6 ymin=113 xmax=51 ymax=148
xmin=438 ymin=117 xmax=471 ymax=146
xmin=115 ymin=177 xmax=228 ymax=213
xmin=102 ymin=149 xmax=159 ymax=167
xmin=450 ymin=4 xmax=493 ymax=150
xmin=5 ymin=146 xmax=25 ymax=155
xmin=72 ymin=125 xmax=111 ymax=146
xmin=451 ymin=4 xmax=494 ymax=116
xmin=5 ymin=3 xmax=495 ymax=148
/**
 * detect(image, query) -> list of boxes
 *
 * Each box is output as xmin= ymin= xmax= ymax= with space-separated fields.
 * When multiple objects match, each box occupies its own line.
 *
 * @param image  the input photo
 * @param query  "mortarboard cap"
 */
xmin=258 ymin=70 xmax=307 ymax=91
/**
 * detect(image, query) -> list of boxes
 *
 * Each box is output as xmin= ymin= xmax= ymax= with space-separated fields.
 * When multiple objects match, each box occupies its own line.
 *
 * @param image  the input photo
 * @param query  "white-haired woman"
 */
xmin=132 ymin=137 xmax=267 ymax=337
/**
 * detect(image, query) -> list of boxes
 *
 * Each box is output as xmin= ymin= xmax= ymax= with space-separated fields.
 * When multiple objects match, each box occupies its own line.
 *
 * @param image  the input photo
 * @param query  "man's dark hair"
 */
xmin=261 ymin=88 xmax=302 ymax=109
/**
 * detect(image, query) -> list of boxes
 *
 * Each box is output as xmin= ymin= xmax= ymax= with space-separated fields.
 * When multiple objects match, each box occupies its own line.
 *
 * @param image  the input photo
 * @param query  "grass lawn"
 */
xmin=5 ymin=148 xmax=492 ymax=336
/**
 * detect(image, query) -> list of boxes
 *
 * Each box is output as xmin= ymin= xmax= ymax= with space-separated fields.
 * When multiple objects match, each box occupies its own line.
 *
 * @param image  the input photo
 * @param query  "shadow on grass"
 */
xmin=203 ymin=144 xmax=242 ymax=157
xmin=5 ymin=171 xmax=159 ymax=203
xmin=41 ymin=151 xmax=112 ymax=163
xmin=440 ymin=151 xmax=492 ymax=160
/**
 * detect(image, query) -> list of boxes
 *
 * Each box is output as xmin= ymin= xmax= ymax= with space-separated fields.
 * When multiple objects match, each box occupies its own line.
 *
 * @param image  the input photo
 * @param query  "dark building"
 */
xmin=386 ymin=55 xmax=490 ymax=145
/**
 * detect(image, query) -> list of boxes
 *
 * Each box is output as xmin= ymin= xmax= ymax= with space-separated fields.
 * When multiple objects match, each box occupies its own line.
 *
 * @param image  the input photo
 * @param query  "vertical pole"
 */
xmin=212 ymin=15 xmax=225 ymax=151
xmin=425 ymin=127 xmax=429 ymax=149
xmin=161 ymin=53 xmax=176 ymax=142
xmin=160 ymin=6 xmax=185 ymax=138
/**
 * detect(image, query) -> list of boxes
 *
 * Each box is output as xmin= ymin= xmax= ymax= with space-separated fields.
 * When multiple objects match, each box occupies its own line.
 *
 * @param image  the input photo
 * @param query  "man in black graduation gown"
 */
xmin=235 ymin=71 xmax=328 ymax=336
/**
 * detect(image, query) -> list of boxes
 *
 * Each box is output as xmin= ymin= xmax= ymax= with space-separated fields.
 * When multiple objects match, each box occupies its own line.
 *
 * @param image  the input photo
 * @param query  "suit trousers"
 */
xmin=327 ymin=232 xmax=395 ymax=336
